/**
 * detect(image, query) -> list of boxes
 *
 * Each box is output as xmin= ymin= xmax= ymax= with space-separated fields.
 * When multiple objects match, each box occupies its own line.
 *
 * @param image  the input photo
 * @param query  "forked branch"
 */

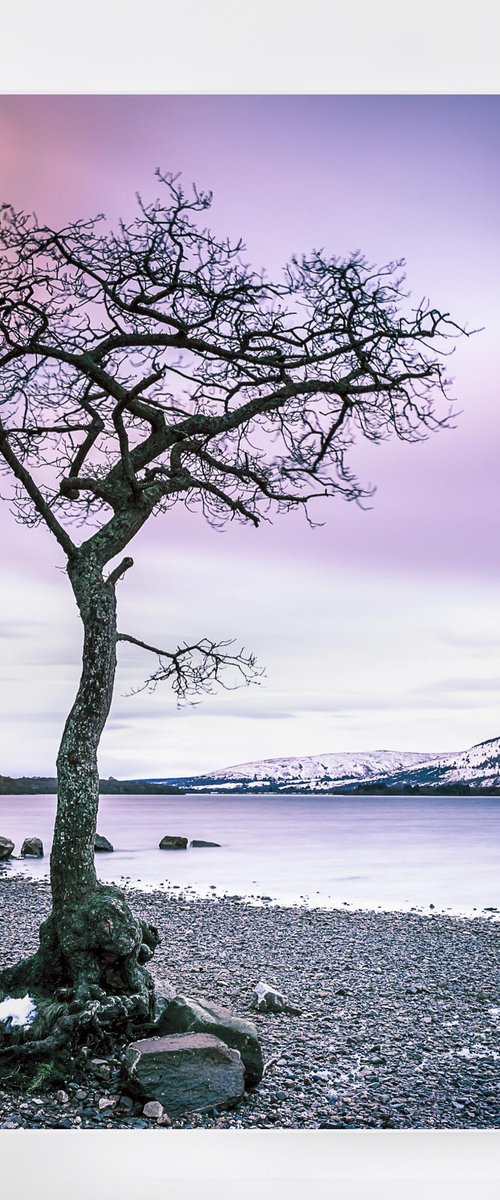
xmin=117 ymin=632 xmax=263 ymax=701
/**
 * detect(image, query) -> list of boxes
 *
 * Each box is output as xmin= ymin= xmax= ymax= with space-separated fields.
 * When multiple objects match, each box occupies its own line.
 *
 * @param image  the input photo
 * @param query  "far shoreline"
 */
xmin=2 ymin=776 xmax=500 ymax=797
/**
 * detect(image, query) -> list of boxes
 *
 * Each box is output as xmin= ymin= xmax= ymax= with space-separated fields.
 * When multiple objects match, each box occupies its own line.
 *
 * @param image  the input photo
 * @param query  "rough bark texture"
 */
xmin=52 ymin=555 xmax=116 ymax=909
xmin=0 ymin=553 xmax=160 ymax=1059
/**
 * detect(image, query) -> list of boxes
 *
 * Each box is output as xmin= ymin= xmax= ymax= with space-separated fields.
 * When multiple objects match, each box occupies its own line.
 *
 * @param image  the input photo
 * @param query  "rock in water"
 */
xmin=94 ymin=834 xmax=114 ymax=852
xmin=20 ymin=837 xmax=44 ymax=858
xmin=125 ymin=1033 xmax=245 ymax=1116
xmin=153 ymin=994 xmax=264 ymax=1087
xmin=190 ymin=840 xmax=221 ymax=848
xmin=0 ymin=837 xmax=14 ymax=860
xmin=159 ymin=835 xmax=188 ymax=850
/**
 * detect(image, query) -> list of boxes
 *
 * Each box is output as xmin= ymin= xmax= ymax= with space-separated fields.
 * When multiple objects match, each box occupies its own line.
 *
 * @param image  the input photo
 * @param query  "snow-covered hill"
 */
xmin=209 ymin=750 xmax=438 ymax=786
xmin=154 ymin=735 xmax=500 ymax=791
xmin=378 ymin=735 xmax=500 ymax=790
xmin=159 ymin=749 xmax=441 ymax=792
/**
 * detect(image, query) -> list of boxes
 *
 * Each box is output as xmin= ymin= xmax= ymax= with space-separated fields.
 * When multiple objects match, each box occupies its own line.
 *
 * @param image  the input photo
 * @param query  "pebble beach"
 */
xmin=0 ymin=873 xmax=499 ymax=1130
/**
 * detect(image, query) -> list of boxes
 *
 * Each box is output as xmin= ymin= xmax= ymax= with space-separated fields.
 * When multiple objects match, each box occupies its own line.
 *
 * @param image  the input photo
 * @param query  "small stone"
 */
xmin=56 ymin=1090 xmax=69 ymax=1104
xmin=159 ymin=835 xmax=188 ymax=850
xmin=90 ymin=1058 xmax=111 ymax=1080
xmin=98 ymin=1096 xmax=115 ymax=1110
xmin=252 ymin=980 xmax=285 ymax=1013
xmin=143 ymin=1100 xmax=164 ymax=1119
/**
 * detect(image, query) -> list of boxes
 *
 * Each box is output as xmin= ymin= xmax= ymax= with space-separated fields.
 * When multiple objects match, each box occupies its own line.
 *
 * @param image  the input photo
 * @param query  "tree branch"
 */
xmin=0 ymin=419 xmax=76 ymax=559
xmin=116 ymin=632 xmax=263 ymax=702
xmin=107 ymin=557 xmax=134 ymax=586
xmin=0 ymin=178 xmax=470 ymax=555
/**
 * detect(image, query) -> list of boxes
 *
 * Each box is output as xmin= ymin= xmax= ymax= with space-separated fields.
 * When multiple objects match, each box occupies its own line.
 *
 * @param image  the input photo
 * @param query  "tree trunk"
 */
xmin=52 ymin=555 xmax=117 ymax=910
xmin=0 ymin=553 xmax=159 ymax=1057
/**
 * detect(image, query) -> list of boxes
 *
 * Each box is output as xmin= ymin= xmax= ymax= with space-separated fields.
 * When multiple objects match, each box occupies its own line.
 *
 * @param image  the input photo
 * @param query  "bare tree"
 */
xmin=0 ymin=173 xmax=466 ymax=1057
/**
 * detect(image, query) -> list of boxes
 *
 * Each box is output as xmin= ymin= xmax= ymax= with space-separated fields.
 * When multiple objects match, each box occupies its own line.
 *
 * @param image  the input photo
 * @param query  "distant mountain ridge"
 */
xmin=3 ymin=735 xmax=500 ymax=796
xmin=155 ymin=736 xmax=500 ymax=793
xmin=371 ymin=735 xmax=500 ymax=791
xmin=166 ymin=749 xmax=440 ymax=791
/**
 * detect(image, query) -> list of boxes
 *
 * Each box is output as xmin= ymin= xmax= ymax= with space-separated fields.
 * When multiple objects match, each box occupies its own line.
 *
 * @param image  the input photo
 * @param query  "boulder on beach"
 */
xmin=20 ymin=837 xmax=44 ymax=858
xmin=94 ymin=834 xmax=114 ymax=853
xmin=252 ymin=980 xmax=285 ymax=1013
xmin=124 ymin=1032 xmax=245 ymax=1116
xmin=0 ymin=837 xmax=14 ymax=860
xmin=152 ymin=987 xmax=177 ymax=1022
xmin=251 ymin=980 xmax=302 ymax=1016
xmin=190 ymin=839 xmax=221 ymax=848
xmin=152 ymin=993 xmax=263 ymax=1088
xmin=159 ymin=835 xmax=188 ymax=850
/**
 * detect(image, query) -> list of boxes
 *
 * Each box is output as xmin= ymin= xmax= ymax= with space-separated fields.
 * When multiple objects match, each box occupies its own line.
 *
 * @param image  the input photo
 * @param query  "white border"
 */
xmin=1 ymin=1130 xmax=500 ymax=1197
xmin=0 ymin=0 xmax=499 ymax=1193
xmin=0 ymin=0 xmax=499 ymax=94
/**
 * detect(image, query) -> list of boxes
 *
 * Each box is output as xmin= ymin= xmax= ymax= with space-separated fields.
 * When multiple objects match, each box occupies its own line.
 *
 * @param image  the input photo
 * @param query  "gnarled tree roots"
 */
xmin=0 ymin=885 xmax=159 ymax=1063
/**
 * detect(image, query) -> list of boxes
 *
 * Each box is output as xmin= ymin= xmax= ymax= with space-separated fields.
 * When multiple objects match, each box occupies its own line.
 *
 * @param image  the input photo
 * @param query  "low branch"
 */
xmin=117 ymin=632 xmax=263 ymax=702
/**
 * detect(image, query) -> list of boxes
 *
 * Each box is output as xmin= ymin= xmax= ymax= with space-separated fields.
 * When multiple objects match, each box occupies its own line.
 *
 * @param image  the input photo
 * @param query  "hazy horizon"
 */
xmin=1 ymin=95 xmax=499 ymax=776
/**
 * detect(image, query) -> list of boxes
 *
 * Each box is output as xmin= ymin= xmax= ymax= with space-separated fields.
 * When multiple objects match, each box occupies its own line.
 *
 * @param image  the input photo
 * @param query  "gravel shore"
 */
xmin=0 ymin=874 xmax=499 ymax=1130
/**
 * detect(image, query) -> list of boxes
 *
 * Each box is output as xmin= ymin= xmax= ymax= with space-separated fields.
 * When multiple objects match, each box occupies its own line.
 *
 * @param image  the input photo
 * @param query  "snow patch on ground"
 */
xmin=0 ymin=994 xmax=37 ymax=1027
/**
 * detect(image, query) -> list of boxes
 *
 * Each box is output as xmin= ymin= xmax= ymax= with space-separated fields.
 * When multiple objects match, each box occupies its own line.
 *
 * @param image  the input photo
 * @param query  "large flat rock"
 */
xmin=125 ymin=1032 xmax=245 ymax=1117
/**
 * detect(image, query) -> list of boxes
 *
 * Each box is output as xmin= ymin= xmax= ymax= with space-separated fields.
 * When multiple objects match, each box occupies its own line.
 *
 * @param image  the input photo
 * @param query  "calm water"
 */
xmin=1 ymin=793 xmax=499 ymax=915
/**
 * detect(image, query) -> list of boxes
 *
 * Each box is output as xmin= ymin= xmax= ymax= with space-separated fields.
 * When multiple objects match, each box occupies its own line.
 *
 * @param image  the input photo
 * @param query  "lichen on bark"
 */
xmin=0 ymin=556 xmax=160 ymax=1060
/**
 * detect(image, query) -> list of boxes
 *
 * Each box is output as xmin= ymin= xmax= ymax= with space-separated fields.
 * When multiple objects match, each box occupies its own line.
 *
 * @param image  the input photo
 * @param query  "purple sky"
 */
xmin=0 ymin=95 xmax=499 ymax=776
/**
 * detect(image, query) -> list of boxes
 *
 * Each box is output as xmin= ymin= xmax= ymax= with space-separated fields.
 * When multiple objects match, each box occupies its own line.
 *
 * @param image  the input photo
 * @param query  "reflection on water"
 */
xmin=0 ymin=792 xmax=499 ymax=915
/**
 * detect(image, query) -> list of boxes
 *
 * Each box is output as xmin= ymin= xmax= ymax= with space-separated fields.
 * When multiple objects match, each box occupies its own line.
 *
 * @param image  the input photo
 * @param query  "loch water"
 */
xmin=1 ymin=792 xmax=499 ymax=916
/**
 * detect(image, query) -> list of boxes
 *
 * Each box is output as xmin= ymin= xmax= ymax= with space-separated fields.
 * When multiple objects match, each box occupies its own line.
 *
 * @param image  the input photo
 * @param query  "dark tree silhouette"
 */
xmin=0 ymin=173 xmax=466 ymax=1057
